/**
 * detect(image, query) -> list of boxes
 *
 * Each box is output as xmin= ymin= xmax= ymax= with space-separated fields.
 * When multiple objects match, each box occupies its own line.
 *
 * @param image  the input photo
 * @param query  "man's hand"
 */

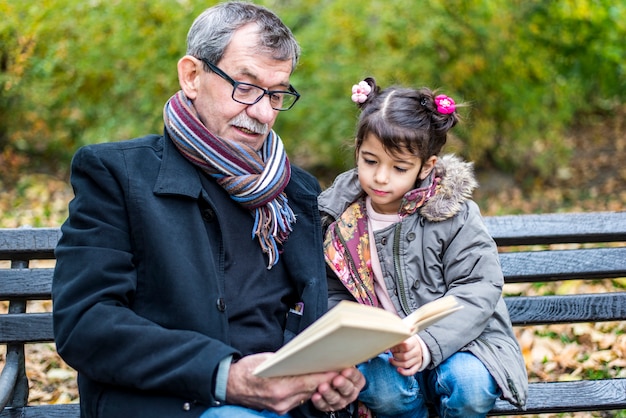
xmin=226 ymin=353 xmax=364 ymax=415
xmin=311 ymin=366 xmax=365 ymax=413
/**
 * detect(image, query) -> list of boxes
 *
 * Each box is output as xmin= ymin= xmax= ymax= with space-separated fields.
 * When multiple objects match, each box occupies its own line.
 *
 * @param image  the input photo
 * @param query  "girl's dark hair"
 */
xmin=354 ymin=77 xmax=460 ymax=162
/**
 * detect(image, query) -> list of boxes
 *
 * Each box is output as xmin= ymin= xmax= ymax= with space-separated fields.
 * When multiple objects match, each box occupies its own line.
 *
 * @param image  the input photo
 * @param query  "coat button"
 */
xmin=216 ymin=298 xmax=226 ymax=312
xmin=412 ymin=280 xmax=420 ymax=289
xmin=407 ymin=232 xmax=416 ymax=241
xmin=381 ymin=237 xmax=387 ymax=245
xmin=182 ymin=402 xmax=191 ymax=411
xmin=201 ymin=207 xmax=215 ymax=222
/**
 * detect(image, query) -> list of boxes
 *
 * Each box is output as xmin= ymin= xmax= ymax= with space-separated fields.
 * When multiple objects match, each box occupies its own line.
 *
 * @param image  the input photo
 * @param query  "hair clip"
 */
xmin=351 ymin=81 xmax=371 ymax=104
xmin=420 ymin=97 xmax=428 ymax=106
xmin=434 ymin=95 xmax=456 ymax=114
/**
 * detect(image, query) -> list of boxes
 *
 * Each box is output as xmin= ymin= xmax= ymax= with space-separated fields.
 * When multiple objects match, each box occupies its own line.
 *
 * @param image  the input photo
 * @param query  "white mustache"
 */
xmin=229 ymin=113 xmax=268 ymax=135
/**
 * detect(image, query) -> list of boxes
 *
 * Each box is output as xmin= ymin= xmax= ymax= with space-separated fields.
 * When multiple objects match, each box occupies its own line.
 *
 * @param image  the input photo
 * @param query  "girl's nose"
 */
xmin=374 ymin=167 xmax=389 ymax=184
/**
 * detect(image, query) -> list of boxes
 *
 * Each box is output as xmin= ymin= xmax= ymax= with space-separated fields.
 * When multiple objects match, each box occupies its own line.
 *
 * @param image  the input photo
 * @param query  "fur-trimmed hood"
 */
xmin=318 ymin=154 xmax=478 ymax=223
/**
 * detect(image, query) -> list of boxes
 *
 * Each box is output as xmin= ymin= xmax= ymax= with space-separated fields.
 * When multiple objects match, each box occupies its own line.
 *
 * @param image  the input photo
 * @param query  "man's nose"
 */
xmin=246 ymin=94 xmax=277 ymax=125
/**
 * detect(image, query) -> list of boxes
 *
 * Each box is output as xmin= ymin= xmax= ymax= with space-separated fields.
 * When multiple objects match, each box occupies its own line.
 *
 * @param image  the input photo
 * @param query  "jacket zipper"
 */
xmin=392 ymin=222 xmax=412 ymax=316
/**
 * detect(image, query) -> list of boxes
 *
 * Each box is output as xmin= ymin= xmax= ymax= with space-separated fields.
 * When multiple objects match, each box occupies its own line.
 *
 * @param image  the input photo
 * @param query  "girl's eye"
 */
xmin=395 ymin=167 xmax=409 ymax=173
xmin=363 ymin=158 xmax=376 ymax=165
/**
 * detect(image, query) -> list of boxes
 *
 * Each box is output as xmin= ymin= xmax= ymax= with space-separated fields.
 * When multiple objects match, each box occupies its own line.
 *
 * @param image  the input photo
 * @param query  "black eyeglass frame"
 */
xmin=199 ymin=58 xmax=300 ymax=111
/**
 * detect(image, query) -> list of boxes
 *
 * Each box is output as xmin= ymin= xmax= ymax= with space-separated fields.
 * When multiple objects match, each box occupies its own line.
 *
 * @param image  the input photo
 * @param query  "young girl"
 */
xmin=318 ymin=78 xmax=528 ymax=418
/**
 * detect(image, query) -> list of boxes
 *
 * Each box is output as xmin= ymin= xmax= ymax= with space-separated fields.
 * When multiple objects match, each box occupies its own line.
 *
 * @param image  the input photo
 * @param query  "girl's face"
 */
xmin=357 ymin=133 xmax=436 ymax=214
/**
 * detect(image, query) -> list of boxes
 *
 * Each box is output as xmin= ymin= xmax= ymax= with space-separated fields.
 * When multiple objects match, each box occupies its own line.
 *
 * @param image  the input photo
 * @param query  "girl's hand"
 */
xmin=389 ymin=335 xmax=423 ymax=376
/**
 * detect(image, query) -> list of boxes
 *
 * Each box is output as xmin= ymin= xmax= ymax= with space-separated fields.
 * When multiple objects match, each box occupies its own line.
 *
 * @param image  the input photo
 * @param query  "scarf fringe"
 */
xmin=253 ymin=195 xmax=296 ymax=268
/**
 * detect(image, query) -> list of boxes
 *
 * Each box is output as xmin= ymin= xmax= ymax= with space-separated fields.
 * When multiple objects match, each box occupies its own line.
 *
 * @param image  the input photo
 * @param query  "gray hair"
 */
xmin=186 ymin=1 xmax=300 ymax=72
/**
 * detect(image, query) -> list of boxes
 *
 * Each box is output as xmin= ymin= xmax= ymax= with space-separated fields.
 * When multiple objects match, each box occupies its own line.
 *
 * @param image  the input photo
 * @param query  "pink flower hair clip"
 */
xmin=351 ymin=81 xmax=371 ymax=104
xmin=434 ymin=94 xmax=456 ymax=114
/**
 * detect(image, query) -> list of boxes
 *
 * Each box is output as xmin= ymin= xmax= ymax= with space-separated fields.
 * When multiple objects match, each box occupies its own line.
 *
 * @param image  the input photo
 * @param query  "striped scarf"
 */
xmin=164 ymin=91 xmax=295 ymax=268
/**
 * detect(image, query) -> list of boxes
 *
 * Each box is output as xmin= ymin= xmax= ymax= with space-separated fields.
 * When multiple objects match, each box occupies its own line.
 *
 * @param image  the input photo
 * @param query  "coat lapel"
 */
xmin=153 ymin=131 xmax=204 ymax=199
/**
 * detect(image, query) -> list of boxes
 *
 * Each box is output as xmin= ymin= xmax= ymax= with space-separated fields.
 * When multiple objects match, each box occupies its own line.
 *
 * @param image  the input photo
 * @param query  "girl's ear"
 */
xmin=177 ymin=55 xmax=202 ymax=100
xmin=419 ymin=156 xmax=438 ymax=180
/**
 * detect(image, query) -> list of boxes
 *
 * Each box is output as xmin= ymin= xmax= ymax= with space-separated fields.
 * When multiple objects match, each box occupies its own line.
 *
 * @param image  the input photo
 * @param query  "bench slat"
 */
xmin=489 ymin=378 xmax=626 ymax=415
xmin=0 ymin=228 xmax=61 ymax=260
xmin=500 ymin=247 xmax=626 ymax=283
xmin=0 ymin=269 xmax=54 ymax=299
xmin=0 ymin=313 xmax=54 ymax=344
xmin=505 ymin=292 xmax=626 ymax=325
xmin=484 ymin=211 xmax=626 ymax=246
xmin=0 ymin=404 xmax=79 ymax=418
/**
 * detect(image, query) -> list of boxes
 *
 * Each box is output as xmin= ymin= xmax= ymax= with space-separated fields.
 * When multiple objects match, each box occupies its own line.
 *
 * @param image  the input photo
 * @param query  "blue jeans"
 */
xmin=200 ymin=406 xmax=292 ymax=418
xmin=358 ymin=351 xmax=501 ymax=418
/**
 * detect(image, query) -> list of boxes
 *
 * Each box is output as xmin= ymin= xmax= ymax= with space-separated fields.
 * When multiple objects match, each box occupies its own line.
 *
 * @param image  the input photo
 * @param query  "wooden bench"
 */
xmin=0 ymin=211 xmax=625 ymax=417
xmin=0 ymin=227 xmax=78 ymax=418
xmin=485 ymin=211 xmax=626 ymax=415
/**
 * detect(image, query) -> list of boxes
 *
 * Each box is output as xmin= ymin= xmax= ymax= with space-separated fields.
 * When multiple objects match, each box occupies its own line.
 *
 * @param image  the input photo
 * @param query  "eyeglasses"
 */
xmin=199 ymin=59 xmax=300 ymax=111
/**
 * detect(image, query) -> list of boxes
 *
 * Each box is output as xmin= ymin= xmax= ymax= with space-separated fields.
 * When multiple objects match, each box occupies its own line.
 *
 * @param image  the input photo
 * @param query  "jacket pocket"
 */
xmin=283 ymin=306 xmax=304 ymax=344
xmin=467 ymin=336 xmax=528 ymax=408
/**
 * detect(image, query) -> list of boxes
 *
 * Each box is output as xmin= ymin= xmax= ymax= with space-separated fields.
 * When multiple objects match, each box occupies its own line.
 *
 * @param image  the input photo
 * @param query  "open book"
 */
xmin=253 ymin=295 xmax=462 ymax=378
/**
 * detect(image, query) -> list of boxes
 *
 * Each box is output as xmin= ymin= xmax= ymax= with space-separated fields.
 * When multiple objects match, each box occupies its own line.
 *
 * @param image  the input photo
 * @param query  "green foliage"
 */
xmin=583 ymin=367 xmax=615 ymax=380
xmin=282 ymin=0 xmax=626 ymax=182
xmin=0 ymin=0 xmax=215 ymax=169
xmin=1 ymin=0 xmax=624 ymax=185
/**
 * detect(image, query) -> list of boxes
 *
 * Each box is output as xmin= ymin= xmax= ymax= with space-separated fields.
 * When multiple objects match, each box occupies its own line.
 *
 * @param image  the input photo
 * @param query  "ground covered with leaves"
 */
xmin=1 ymin=109 xmax=625 ymax=417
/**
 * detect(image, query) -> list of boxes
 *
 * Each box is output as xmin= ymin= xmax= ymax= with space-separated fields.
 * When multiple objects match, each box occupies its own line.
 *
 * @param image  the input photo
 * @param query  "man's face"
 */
xmin=193 ymin=23 xmax=293 ymax=150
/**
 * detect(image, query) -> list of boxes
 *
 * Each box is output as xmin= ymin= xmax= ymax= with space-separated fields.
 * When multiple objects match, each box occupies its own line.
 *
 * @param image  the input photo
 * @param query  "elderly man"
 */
xmin=52 ymin=2 xmax=364 ymax=417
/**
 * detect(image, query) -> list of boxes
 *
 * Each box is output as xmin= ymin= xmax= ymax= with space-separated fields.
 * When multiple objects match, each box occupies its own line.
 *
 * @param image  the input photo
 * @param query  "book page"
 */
xmin=253 ymin=301 xmax=411 ymax=377
xmin=403 ymin=295 xmax=463 ymax=333
xmin=253 ymin=296 xmax=462 ymax=378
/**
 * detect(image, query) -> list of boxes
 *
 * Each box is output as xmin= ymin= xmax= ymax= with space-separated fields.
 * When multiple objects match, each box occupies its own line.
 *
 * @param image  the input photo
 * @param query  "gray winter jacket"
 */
xmin=318 ymin=154 xmax=528 ymax=409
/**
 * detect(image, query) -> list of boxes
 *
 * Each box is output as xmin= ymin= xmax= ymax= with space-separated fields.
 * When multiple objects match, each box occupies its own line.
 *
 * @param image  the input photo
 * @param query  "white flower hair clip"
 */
xmin=351 ymin=80 xmax=371 ymax=104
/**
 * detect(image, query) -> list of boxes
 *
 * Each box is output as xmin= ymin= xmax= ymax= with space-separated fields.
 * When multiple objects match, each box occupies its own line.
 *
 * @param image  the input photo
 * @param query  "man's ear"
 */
xmin=419 ymin=155 xmax=438 ymax=180
xmin=177 ymin=55 xmax=202 ymax=100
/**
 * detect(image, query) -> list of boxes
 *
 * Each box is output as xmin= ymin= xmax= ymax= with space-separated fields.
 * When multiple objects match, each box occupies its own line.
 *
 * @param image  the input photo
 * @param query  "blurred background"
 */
xmin=1 ymin=0 xmax=625 ymax=226
xmin=1 ymin=2 xmax=625 ymax=414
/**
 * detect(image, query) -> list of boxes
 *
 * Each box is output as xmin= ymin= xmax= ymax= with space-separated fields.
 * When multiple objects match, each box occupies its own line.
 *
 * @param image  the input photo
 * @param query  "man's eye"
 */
xmin=269 ymin=93 xmax=284 ymax=105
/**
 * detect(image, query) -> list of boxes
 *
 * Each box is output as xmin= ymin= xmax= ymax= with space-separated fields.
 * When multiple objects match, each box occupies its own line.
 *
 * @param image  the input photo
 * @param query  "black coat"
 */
xmin=52 ymin=132 xmax=328 ymax=417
